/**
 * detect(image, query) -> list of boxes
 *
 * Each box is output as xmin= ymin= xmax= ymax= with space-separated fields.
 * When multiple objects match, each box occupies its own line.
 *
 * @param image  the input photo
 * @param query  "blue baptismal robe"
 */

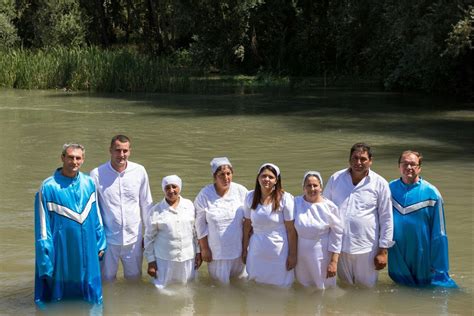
xmin=388 ymin=177 xmax=457 ymax=288
xmin=34 ymin=169 xmax=107 ymax=304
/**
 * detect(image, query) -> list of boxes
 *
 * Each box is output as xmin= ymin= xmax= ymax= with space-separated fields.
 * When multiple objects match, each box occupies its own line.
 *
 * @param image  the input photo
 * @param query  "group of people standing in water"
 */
xmin=34 ymin=135 xmax=457 ymax=306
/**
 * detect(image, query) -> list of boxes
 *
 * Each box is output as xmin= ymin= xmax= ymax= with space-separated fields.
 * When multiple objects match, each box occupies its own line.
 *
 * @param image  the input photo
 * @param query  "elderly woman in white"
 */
xmin=144 ymin=175 xmax=202 ymax=289
xmin=294 ymin=171 xmax=343 ymax=289
xmin=194 ymin=157 xmax=248 ymax=284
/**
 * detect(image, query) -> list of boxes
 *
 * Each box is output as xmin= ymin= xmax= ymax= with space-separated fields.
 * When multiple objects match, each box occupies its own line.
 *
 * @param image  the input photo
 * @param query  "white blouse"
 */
xmin=144 ymin=197 xmax=198 ymax=263
xmin=294 ymin=196 xmax=343 ymax=253
xmin=194 ymin=182 xmax=248 ymax=260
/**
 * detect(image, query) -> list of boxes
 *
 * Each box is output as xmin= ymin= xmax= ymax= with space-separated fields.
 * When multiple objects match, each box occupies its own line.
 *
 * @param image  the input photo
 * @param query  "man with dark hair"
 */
xmin=34 ymin=143 xmax=106 ymax=305
xmin=90 ymin=135 xmax=153 ymax=281
xmin=388 ymin=150 xmax=457 ymax=287
xmin=324 ymin=142 xmax=393 ymax=287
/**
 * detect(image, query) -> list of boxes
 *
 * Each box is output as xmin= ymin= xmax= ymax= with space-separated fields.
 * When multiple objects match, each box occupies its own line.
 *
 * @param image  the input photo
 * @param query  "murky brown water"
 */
xmin=0 ymin=88 xmax=472 ymax=315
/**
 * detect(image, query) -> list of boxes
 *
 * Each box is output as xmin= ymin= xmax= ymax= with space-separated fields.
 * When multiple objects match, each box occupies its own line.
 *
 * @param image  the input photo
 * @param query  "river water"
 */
xmin=0 ymin=88 xmax=472 ymax=315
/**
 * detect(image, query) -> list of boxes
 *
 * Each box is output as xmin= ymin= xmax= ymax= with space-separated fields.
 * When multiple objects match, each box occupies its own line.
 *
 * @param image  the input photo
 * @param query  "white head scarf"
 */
xmin=162 ymin=175 xmax=182 ymax=192
xmin=302 ymin=171 xmax=323 ymax=187
xmin=258 ymin=162 xmax=280 ymax=177
xmin=210 ymin=157 xmax=232 ymax=175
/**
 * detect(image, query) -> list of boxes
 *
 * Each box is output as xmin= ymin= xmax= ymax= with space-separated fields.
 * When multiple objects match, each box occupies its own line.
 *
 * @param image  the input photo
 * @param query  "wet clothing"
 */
xmin=294 ymin=196 xmax=343 ymax=289
xmin=194 ymin=182 xmax=247 ymax=283
xmin=244 ymin=191 xmax=295 ymax=288
xmin=323 ymin=168 xmax=393 ymax=287
xmin=34 ymin=169 xmax=106 ymax=305
xmin=388 ymin=178 xmax=457 ymax=288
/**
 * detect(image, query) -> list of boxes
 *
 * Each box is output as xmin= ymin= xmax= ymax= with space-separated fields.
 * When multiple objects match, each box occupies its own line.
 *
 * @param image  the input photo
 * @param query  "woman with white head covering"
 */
xmin=194 ymin=157 xmax=248 ymax=284
xmin=144 ymin=175 xmax=201 ymax=289
xmin=294 ymin=171 xmax=343 ymax=289
xmin=242 ymin=163 xmax=296 ymax=288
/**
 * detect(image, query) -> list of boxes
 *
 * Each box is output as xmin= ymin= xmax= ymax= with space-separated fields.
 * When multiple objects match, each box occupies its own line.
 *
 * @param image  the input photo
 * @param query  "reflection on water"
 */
xmin=0 ymin=88 xmax=472 ymax=315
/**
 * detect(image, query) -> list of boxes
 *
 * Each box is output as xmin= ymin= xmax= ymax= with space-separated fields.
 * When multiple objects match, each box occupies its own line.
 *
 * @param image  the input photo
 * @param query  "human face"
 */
xmin=164 ymin=184 xmax=181 ymax=204
xmin=399 ymin=153 xmax=421 ymax=184
xmin=349 ymin=150 xmax=372 ymax=177
xmin=61 ymin=147 xmax=84 ymax=178
xmin=214 ymin=165 xmax=233 ymax=192
xmin=303 ymin=176 xmax=322 ymax=203
xmin=258 ymin=168 xmax=277 ymax=193
xmin=110 ymin=140 xmax=130 ymax=171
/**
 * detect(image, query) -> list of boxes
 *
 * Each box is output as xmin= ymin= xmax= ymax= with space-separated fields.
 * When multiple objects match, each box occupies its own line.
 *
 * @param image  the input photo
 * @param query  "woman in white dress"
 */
xmin=294 ymin=171 xmax=343 ymax=289
xmin=194 ymin=157 xmax=248 ymax=284
xmin=144 ymin=175 xmax=202 ymax=289
xmin=242 ymin=163 xmax=297 ymax=288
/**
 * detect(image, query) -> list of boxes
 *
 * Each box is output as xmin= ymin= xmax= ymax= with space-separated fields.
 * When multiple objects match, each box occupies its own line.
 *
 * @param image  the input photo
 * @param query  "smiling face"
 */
xmin=214 ymin=165 xmax=233 ymax=193
xmin=349 ymin=150 xmax=372 ymax=178
xmin=109 ymin=140 xmax=130 ymax=172
xmin=61 ymin=147 xmax=84 ymax=178
xmin=399 ymin=153 xmax=422 ymax=184
xmin=303 ymin=175 xmax=322 ymax=203
xmin=164 ymin=184 xmax=181 ymax=204
xmin=258 ymin=168 xmax=277 ymax=194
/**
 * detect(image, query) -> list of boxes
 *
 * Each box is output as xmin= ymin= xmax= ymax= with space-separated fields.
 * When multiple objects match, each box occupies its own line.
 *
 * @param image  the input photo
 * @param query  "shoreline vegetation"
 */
xmin=0 ymin=47 xmax=381 ymax=94
xmin=0 ymin=2 xmax=471 ymax=99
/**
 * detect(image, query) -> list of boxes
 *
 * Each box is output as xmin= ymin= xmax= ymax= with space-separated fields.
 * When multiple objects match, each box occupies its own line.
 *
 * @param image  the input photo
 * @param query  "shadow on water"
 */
xmin=45 ymin=88 xmax=474 ymax=160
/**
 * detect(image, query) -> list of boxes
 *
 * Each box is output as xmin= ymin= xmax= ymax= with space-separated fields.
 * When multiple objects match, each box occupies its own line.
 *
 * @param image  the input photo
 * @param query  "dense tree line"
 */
xmin=0 ymin=0 xmax=472 ymax=97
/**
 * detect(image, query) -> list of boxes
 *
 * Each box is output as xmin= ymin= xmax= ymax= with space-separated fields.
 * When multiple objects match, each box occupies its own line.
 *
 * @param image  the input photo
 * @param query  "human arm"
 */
xmin=377 ymin=179 xmax=395 ymax=251
xmin=242 ymin=218 xmax=252 ymax=264
xmin=194 ymin=191 xmax=212 ymax=262
xmin=93 ymin=188 xmax=107 ymax=260
xmin=285 ymin=220 xmax=297 ymax=270
xmin=34 ymin=188 xmax=55 ymax=279
xmin=143 ymin=205 xmax=159 ymax=275
xmin=327 ymin=252 xmax=339 ymax=278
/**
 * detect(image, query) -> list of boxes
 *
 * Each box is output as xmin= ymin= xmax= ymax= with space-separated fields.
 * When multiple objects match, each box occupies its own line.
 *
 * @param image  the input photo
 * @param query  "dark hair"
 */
xmin=398 ymin=150 xmax=423 ymax=166
xmin=213 ymin=164 xmax=234 ymax=178
xmin=110 ymin=135 xmax=131 ymax=148
xmin=349 ymin=142 xmax=372 ymax=160
xmin=251 ymin=165 xmax=283 ymax=212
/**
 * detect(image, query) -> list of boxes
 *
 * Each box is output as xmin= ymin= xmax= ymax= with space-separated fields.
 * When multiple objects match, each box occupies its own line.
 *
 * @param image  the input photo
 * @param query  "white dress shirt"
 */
xmin=144 ymin=197 xmax=198 ymax=262
xmin=194 ymin=182 xmax=247 ymax=260
xmin=323 ymin=168 xmax=394 ymax=254
xmin=90 ymin=161 xmax=153 ymax=246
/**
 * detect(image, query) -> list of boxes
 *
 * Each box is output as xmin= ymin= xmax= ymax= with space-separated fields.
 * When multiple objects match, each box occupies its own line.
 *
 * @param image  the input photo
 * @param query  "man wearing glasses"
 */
xmin=388 ymin=150 xmax=457 ymax=287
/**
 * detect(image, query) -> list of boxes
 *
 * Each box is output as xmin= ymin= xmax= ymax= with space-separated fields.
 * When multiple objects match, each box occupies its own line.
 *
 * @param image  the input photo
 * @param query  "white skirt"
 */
xmin=153 ymin=257 xmax=196 ymax=289
xmin=246 ymin=231 xmax=294 ymax=288
xmin=208 ymin=257 xmax=247 ymax=284
xmin=295 ymin=236 xmax=336 ymax=289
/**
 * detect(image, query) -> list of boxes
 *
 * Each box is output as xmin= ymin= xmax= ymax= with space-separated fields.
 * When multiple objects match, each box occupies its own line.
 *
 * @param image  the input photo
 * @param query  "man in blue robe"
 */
xmin=388 ymin=150 xmax=457 ymax=288
xmin=34 ymin=143 xmax=107 ymax=305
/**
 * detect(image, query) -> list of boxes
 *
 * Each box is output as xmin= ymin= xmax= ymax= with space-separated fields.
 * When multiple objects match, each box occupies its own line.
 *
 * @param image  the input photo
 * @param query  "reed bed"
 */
xmin=0 ymin=47 xmax=294 ymax=93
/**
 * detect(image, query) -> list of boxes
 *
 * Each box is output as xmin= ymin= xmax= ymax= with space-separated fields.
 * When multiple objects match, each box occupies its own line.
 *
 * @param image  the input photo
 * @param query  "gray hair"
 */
xmin=62 ymin=143 xmax=85 ymax=156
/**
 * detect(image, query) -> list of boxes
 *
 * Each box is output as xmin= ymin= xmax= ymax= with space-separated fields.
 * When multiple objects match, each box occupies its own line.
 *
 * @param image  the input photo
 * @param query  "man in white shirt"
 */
xmin=90 ymin=135 xmax=153 ymax=281
xmin=323 ymin=143 xmax=393 ymax=287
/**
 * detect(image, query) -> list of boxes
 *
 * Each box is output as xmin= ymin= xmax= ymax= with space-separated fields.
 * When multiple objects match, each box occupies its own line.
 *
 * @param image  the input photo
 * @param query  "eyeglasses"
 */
xmin=400 ymin=162 xmax=420 ymax=168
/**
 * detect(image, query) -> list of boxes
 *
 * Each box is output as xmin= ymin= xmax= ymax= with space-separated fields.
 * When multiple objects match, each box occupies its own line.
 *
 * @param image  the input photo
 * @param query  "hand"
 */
xmin=286 ymin=254 xmax=297 ymax=271
xmin=147 ymin=261 xmax=158 ymax=277
xmin=98 ymin=250 xmax=105 ymax=260
xmin=326 ymin=260 xmax=337 ymax=278
xmin=374 ymin=248 xmax=388 ymax=270
xmin=195 ymin=253 xmax=203 ymax=270
xmin=200 ymin=247 xmax=212 ymax=263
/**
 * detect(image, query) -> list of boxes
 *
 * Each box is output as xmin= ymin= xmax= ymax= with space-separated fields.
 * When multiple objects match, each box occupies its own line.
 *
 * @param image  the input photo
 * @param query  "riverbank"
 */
xmin=0 ymin=47 xmax=384 ymax=94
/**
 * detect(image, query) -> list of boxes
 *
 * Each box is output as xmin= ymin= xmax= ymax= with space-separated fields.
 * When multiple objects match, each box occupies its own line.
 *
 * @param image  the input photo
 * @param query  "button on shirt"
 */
xmin=90 ymin=161 xmax=153 ymax=246
xmin=323 ymin=168 xmax=394 ymax=254
xmin=144 ymin=197 xmax=198 ymax=262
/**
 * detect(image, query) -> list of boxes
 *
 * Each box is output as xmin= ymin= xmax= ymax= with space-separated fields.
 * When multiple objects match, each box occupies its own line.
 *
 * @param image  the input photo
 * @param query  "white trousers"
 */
xmin=153 ymin=257 xmax=196 ymax=289
xmin=207 ymin=257 xmax=246 ymax=284
xmin=101 ymin=240 xmax=143 ymax=281
xmin=337 ymin=250 xmax=378 ymax=287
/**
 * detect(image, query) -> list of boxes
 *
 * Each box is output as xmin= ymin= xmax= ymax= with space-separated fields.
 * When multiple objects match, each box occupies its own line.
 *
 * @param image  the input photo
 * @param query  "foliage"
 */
xmin=2 ymin=0 xmax=473 ymax=98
